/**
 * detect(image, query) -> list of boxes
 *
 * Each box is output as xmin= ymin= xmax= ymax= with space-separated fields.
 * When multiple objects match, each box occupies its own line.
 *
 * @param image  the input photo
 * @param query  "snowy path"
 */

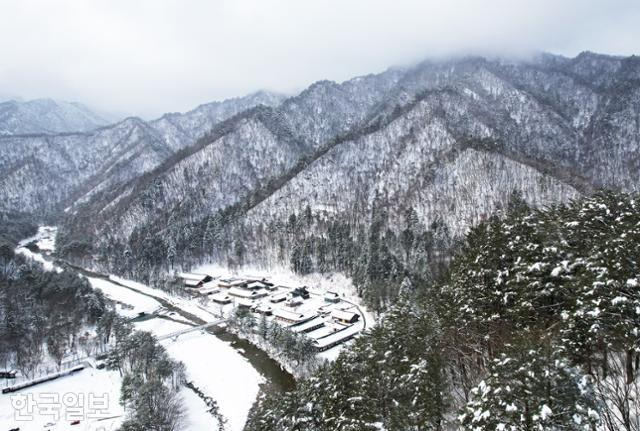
xmin=87 ymin=277 xmax=161 ymax=318
xmin=15 ymin=226 xmax=61 ymax=272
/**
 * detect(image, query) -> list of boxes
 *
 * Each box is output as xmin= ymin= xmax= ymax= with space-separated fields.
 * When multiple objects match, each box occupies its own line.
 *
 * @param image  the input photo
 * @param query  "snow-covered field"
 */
xmin=11 ymin=227 xmax=260 ymax=431
xmin=87 ymin=277 xmax=161 ymax=318
xmin=135 ymin=318 xmax=264 ymax=431
xmin=110 ymin=275 xmax=223 ymax=322
xmin=88 ymin=278 xmax=264 ymax=431
xmin=12 ymin=226 xmax=374 ymax=430
xmin=81 ymin=276 xmax=263 ymax=431
xmin=180 ymin=386 xmax=222 ymax=430
xmin=0 ymin=333 xmax=227 ymax=431
xmin=0 ymin=368 xmax=124 ymax=431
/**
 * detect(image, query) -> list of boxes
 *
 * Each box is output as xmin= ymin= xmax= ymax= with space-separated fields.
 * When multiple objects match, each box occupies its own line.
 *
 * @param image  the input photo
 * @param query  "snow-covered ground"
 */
xmin=79 ymin=274 xmax=263 ymax=431
xmin=0 ymin=368 xmax=124 ymax=431
xmin=33 ymin=226 xmax=57 ymax=252
xmin=0 ymin=352 xmax=220 ymax=431
xmin=180 ymin=386 xmax=221 ymax=431
xmin=15 ymin=226 xmax=61 ymax=272
xmin=195 ymin=263 xmax=355 ymax=297
xmin=134 ymin=318 xmax=264 ymax=431
xmin=12 ymin=226 xmax=373 ymax=430
xmin=12 ymin=227 xmax=258 ymax=431
xmin=86 ymin=277 xmax=264 ymax=431
xmin=86 ymin=275 xmax=265 ymax=430
xmin=87 ymin=277 xmax=161 ymax=318
xmin=110 ymin=275 xmax=223 ymax=322
xmin=193 ymin=263 xmax=375 ymax=327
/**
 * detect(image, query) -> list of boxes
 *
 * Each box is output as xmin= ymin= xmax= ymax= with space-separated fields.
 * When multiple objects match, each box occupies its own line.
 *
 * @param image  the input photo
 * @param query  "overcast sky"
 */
xmin=0 ymin=0 xmax=638 ymax=119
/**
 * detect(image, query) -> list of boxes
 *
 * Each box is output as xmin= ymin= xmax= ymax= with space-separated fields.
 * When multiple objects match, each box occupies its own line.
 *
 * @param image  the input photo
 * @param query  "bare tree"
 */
xmin=593 ymin=351 xmax=640 ymax=431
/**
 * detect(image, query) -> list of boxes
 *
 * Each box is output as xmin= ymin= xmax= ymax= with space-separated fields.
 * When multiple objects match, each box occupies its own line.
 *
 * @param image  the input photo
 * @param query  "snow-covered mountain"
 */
xmin=53 ymin=52 xmax=639 ymax=277
xmin=1 ymin=52 xmax=639 ymax=279
xmin=0 ymin=98 xmax=111 ymax=135
xmin=0 ymin=91 xmax=286 ymax=215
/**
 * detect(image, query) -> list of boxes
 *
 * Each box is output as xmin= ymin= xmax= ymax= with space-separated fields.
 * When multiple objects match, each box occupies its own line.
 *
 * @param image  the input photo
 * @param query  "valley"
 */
xmin=1 ymin=49 xmax=639 ymax=431
xmin=3 ymin=226 xmax=373 ymax=430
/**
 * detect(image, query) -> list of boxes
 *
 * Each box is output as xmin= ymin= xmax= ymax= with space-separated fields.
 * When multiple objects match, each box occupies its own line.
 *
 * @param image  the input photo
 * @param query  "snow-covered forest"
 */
xmin=44 ymin=53 xmax=639 ymax=310
xmin=0 ymin=212 xmax=106 ymax=378
xmin=245 ymin=191 xmax=640 ymax=431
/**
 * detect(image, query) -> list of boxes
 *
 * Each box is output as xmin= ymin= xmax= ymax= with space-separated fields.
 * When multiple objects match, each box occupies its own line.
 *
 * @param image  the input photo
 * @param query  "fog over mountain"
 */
xmin=2 ymin=50 xmax=638 ymax=431
xmin=1 ymin=0 xmax=639 ymax=117
xmin=0 ymin=98 xmax=111 ymax=135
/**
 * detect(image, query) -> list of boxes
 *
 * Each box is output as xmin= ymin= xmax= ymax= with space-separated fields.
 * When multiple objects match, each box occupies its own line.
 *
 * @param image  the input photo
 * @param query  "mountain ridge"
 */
xmin=0 ymin=52 xmax=637 ymax=287
xmin=0 ymin=98 xmax=111 ymax=135
xmin=51 ymin=51 xmax=640 ymax=283
xmin=0 ymin=91 xmax=286 ymax=216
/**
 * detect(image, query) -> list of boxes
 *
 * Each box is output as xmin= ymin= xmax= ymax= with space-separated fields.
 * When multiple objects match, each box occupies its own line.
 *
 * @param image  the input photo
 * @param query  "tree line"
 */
xmin=227 ymin=307 xmax=318 ymax=376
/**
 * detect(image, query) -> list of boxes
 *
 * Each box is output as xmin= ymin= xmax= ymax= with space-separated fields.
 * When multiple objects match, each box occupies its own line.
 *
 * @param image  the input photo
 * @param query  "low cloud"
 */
xmin=0 ymin=0 xmax=638 ymax=118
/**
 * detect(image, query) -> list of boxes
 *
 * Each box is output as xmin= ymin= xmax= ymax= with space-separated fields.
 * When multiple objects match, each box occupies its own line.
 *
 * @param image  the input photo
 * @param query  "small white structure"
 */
xmin=251 ymin=303 xmax=273 ymax=315
xmin=211 ymin=293 xmax=232 ymax=304
xmin=199 ymin=283 xmax=220 ymax=296
xmin=286 ymin=297 xmax=303 ymax=307
xmin=272 ymin=308 xmax=315 ymax=325
xmin=236 ymin=298 xmax=255 ymax=308
xmin=331 ymin=309 xmax=360 ymax=324
xmin=179 ymin=272 xmax=213 ymax=288
xmin=307 ymin=323 xmax=344 ymax=340
xmin=218 ymin=278 xmax=247 ymax=288
xmin=313 ymin=324 xmax=360 ymax=351
xmin=290 ymin=316 xmax=325 ymax=334
xmin=324 ymin=292 xmax=340 ymax=303
xmin=245 ymin=281 xmax=269 ymax=290
xmin=228 ymin=287 xmax=268 ymax=299
xmin=317 ymin=305 xmax=333 ymax=316
xmin=178 ymin=272 xmax=211 ymax=280
xmin=184 ymin=279 xmax=200 ymax=288
xmin=269 ymin=293 xmax=288 ymax=303
xmin=197 ymin=280 xmax=220 ymax=295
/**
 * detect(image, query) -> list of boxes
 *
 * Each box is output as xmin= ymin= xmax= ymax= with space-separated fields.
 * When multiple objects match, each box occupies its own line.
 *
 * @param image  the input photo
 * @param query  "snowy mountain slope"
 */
xmin=0 ymin=98 xmax=110 ymax=135
xmin=80 ymin=54 xmax=637 ymax=230
xmin=242 ymin=96 xmax=581 ymax=243
xmin=62 ymin=72 xmax=410 ymax=239
xmin=67 ymin=91 xmax=288 ymax=211
xmin=99 ymin=109 xmax=312 ymax=241
xmin=276 ymin=68 xmax=404 ymax=145
xmin=0 ymin=92 xmax=285 ymax=215
xmin=56 ymin=52 xmax=640 ymax=279
xmin=1 ymin=53 xmax=640 ymax=280
xmin=149 ymin=90 xmax=287 ymax=151
xmin=0 ymin=117 xmax=170 ymax=215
